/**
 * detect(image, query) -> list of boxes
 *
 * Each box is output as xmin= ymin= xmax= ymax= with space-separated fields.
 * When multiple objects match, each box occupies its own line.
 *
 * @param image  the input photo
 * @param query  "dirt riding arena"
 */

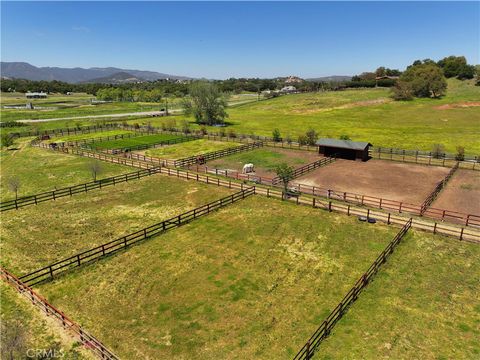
xmin=432 ymin=170 xmax=480 ymax=215
xmin=294 ymin=159 xmax=450 ymax=205
xmin=204 ymin=147 xmax=323 ymax=178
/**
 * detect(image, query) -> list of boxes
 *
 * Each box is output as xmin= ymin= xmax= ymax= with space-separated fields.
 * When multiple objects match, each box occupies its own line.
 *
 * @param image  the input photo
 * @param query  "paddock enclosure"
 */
xmin=205 ymin=147 xmax=324 ymax=178
xmin=432 ymin=170 xmax=480 ymax=216
xmin=294 ymin=159 xmax=450 ymax=204
xmin=35 ymin=196 xmax=399 ymax=360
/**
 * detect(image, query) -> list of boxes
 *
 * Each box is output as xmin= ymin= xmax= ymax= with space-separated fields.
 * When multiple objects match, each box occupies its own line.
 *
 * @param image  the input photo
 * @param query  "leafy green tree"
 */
xmin=275 ymin=163 xmax=295 ymax=195
xmin=397 ymin=63 xmax=447 ymax=98
xmin=455 ymin=146 xmax=465 ymax=161
xmin=432 ymin=144 xmax=445 ymax=159
xmin=438 ymin=56 xmax=475 ymax=79
xmin=7 ymin=176 xmax=21 ymax=200
xmin=305 ymin=128 xmax=319 ymax=146
xmin=272 ymin=128 xmax=281 ymax=142
xmin=182 ymin=81 xmax=229 ymax=125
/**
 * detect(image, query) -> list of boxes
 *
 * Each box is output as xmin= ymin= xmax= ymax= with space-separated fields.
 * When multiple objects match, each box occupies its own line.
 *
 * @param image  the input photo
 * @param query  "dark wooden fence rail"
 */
xmin=13 ymin=123 xmax=119 ymax=138
xmin=0 ymin=167 xmax=161 ymax=212
xmin=420 ymin=162 xmax=460 ymax=215
xmin=32 ymin=142 xmax=480 ymax=235
xmin=293 ymin=219 xmax=412 ymax=360
xmin=1 ymin=267 xmax=119 ymax=360
xmin=55 ymin=130 xmax=145 ymax=148
xmin=370 ymin=148 xmax=478 ymax=170
xmin=97 ymin=134 xmax=200 ymax=152
xmin=371 ymin=146 xmax=479 ymax=162
xmin=19 ymin=187 xmax=256 ymax=287
xmin=271 ymin=156 xmax=336 ymax=185
xmin=174 ymin=142 xmax=264 ymax=167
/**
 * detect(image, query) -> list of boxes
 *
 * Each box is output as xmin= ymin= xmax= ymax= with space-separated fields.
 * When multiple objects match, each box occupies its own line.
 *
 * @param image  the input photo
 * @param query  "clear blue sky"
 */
xmin=1 ymin=1 xmax=479 ymax=79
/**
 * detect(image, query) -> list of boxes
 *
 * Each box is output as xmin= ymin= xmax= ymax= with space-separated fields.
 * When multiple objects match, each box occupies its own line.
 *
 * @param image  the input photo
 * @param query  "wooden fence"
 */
xmin=19 ymin=187 xmax=255 ymax=287
xmin=371 ymin=146 xmax=479 ymax=163
xmin=1 ymin=267 xmax=119 ymax=360
xmin=0 ymin=167 xmax=161 ymax=212
xmin=55 ymin=131 xmax=145 ymax=148
xmin=271 ymin=156 xmax=336 ymax=185
xmin=293 ymin=219 xmax=412 ymax=360
xmin=174 ymin=142 xmax=264 ymax=167
xmin=370 ymin=148 xmax=478 ymax=170
xmin=420 ymin=162 xmax=459 ymax=215
xmin=14 ymin=123 xmax=119 ymax=138
xmin=33 ymin=142 xmax=480 ymax=238
xmin=98 ymin=134 xmax=200 ymax=152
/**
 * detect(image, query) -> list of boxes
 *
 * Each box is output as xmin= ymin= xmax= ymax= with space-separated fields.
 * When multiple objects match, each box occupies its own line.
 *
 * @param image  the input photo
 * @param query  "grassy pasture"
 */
xmin=134 ymin=79 xmax=480 ymax=153
xmin=91 ymin=133 xmax=183 ymax=150
xmin=0 ymin=174 xmax=233 ymax=275
xmin=144 ymin=139 xmax=242 ymax=159
xmin=207 ymin=147 xmax=320 ymax=176
xmin=44 ymin=129 xmax=135 ymax=143
xmin=0 ymin=138 xmax=130 ymax=200
xmin=0 ymin=282 xmax=93 ymax=359
xmin=37 ymin=196 xmax=399 ymax=359
xmin=316 ymin=230 xmax=480 ymax=359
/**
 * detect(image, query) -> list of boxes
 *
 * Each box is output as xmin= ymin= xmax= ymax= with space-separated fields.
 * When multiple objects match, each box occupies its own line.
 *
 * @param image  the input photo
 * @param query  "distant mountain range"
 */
xmin=306 ymin=75 xmax=352 ymax=82
xmin=0 ymin=62 xmax=191 ymax=83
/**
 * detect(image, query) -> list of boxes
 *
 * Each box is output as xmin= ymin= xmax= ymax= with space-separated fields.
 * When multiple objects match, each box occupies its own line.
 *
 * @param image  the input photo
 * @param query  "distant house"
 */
xmin=375 ymin=76 xmax=399 ymax=80
xmin=26 ymin=92 xmax=47 ymax=99
xmin=285 ymin=76 xmax=303 ymax=84
xmin=280 ymin=86 xmax=297 ymax=93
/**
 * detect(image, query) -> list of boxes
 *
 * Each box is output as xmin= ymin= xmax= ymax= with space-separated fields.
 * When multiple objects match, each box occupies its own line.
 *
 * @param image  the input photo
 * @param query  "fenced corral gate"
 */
xmin=420 ymin=162 xmax=459 ymax=215
xmin=293 ymin=219 xmax=412 ymax=360
xmin=19 ymin=187 xmax=256 ymax=287
xmin=1 ymin=267 xmax=119 ymax=360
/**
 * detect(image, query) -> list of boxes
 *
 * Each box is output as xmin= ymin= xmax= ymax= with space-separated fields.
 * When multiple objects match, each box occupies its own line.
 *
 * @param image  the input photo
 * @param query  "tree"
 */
xmin=1 ymin=133 xmax=15 ymax=149
xmin=182 ymin=81 xmax=229 ymax=125
xmin=88 ymin=161 xmax=103 ymax=182
xmin=275 ymin=163 xmax=295 ymax=195
xmin=432 ymin=144 xmax=445 ymax=159
xmin=272 ymin=128 xmax=281 ymax=142
xmin=375 ymin=67 xmax=387 ymax=77
xmin=395 ymin=63 xmax=447 ymax=99
xmin=181 ymin=120 xmax=191 ymax=134
xmin=305 ymin=128 xmax=319 ymax=146
xmin=437 ymin=56 xmax=475 ymax=79
xmin=7 ymin=176 xmax=21 ymax=200
xmin=391 ymin=80 xmax=414 ymax=100
xmin=455 ymin=146 xmax=465 ymax=161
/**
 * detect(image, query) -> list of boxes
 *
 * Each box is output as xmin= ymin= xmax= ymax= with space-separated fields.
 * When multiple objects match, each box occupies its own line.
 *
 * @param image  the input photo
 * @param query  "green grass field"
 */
xmin=36 ymin=196 xmax=398 ymax=359
xmin=91 ymin=133 xmax=183 ymax=150
xmin=0 ymin=174 xmax=233 ymax=275
xmin=145 ymin=139 xmax=242 ymax=159
xmin=0 ymin=138 xmax=130 ymax=200
xmin=316 ymin=230 xmax=480 ymax=359
xmin=44 ymin=129 xmax=135 ymax=143
xmin=133 ymin=79 xmax=480 ymax=153
xmin=208 ymin=147 xmax=319 ymax=175
xmin=0 ymin=282 xmax=93 ymax=359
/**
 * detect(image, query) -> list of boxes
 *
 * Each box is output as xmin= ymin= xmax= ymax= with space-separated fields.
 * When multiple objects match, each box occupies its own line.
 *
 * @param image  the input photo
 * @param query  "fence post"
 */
xmin=387 ymin=213 xmax=391 ymax=225
xmin=460 ymin=228 xmax=464 ymax=240
xmin=328 ymin=201 xmax=332 ymax=212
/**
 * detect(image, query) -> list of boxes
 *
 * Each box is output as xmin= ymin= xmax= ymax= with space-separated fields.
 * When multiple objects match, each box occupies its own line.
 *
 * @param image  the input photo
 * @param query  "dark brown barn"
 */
xmin=316 ymin=138 xmax=372 ymax=161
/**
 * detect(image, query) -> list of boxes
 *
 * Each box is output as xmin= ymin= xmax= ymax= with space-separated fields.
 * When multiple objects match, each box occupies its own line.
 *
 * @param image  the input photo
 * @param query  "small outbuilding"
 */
xmin=26 ymin=92 xmax=47 ymax=99
xmin=316 ymin=138 xmax=372 ymax=161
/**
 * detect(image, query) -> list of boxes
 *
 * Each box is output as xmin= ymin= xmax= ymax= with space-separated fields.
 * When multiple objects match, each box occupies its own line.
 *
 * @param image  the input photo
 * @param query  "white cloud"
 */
xmin=72 ymin=26 xmax=90 ymax=33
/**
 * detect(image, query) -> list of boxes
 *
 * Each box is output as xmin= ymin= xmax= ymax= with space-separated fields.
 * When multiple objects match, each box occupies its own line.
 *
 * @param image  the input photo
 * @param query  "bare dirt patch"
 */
xmin=294 ymin=159 xmax=450 ymax=204
xmin=435 ymin=101 xmax=480 ymax=110
xmin=432 ymin=170 xmax=480 ymax=215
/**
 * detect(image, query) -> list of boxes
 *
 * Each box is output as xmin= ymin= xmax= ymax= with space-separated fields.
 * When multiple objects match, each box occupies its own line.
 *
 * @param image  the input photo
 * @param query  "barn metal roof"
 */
xmin=316 ymin=138 xmax=371 ymax=151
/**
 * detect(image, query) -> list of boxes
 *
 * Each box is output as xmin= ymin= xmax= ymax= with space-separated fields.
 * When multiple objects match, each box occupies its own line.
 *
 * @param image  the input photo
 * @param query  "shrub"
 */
xmin=339 ymin=134 xmax=351 ymax=140
xmin=285 ymin=134 xmax=292 ymax=145
xmin=219 ymin=128 xmax=226 ymax=137
xmin=391 ymin=81 xmax=414 ymax=100
xmin=455 ymin=146 xmax=465 ymax=161
xmin=272 ymin=128 xmax=281 ymax=142
xmin=181 ymin=120 xmax=191 ymax=134
xmin=228 ymin=129 xmax=237 ymax=138
xmin=432 ymin=144 xmax=445 ymax=159
xmin=298 ymin=134 xmax=308 ymax=146
xmin=199 ymin=126 xmax=208 ymax=135
xmin=305 ymin=128 xmax=319 ymax=146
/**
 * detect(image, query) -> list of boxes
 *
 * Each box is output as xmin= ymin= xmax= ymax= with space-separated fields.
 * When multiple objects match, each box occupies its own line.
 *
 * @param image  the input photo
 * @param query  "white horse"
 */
xmin=242 ymin=163 xmax=254 ymax=174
